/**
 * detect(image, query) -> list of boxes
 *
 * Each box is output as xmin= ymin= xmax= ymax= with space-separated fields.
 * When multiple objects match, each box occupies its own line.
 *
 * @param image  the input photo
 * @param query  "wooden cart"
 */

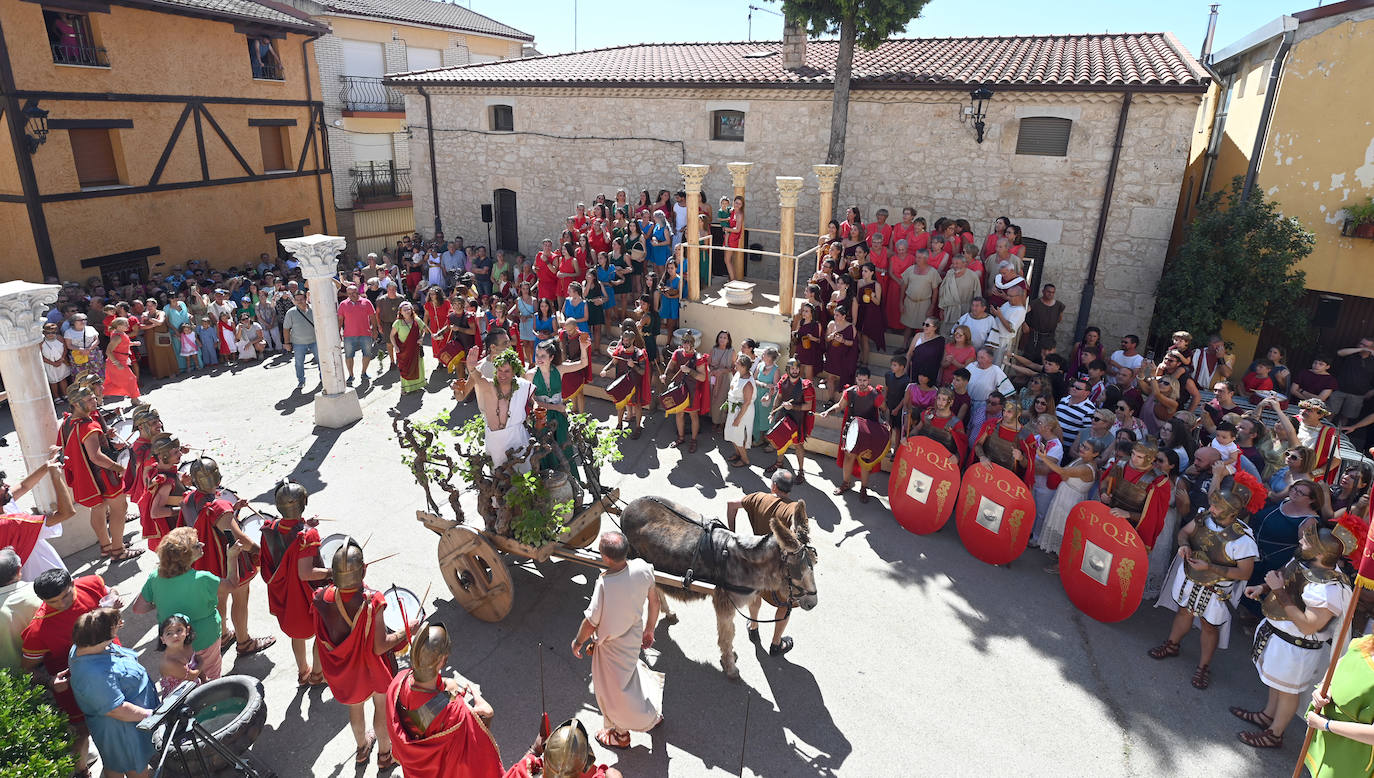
xmin=417 ymin=488 xmax=714 ymax=622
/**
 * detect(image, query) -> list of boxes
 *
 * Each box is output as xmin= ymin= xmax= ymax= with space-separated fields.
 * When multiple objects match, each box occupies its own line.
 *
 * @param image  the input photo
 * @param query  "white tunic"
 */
xmin=1253 ymin=578 xmax=1349 ymax=694
xmin=41 ymin=338 xmax=70 ymax=383
xmin=1153 ymin=518 xmax=1258 ymax=649
xmin=723 ymin=374 xmax=754 ymax=448
xmin=585 ymin=559 xmax=663 ymax=732
xmin=484 ymin=377 xmax=533 ymax=469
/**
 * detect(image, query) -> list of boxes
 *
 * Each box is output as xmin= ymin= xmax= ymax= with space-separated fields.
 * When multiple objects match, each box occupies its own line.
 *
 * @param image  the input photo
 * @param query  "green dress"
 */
xmin=531 ymin=366 xmax=570 ymax=470
xmin=1306 ymin=635 xmax=1374 ymax=778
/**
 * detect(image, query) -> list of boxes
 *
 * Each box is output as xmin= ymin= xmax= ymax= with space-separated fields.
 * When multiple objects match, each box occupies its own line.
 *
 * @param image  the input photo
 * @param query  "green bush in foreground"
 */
xmin=0 ymin=667 xmax=75 ymax=778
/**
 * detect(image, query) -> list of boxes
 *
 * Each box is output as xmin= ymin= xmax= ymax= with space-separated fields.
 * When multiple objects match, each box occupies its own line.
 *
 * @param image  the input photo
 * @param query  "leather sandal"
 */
xmin=236 ymin=636 xmax=277 ymax=655
xmin=1191 ymin=664 xmax=1211 ymax=689
xmin=1238 ymin=728 xmax=1283 ymax=748
xmin=1147 ymin=639 xmax=1180 ymax=659
xmin=833 ymin=482 xmax=852 ymax=496
xmin=376 ymin=750 xmax=396 ymax=770
xmin=595 ymin=728 xmax=631 ymax=749
xmin=1229 ymin=707 xmax=1274 ymax=728
xmin=355 ymin=732 xmax=376 ymax=764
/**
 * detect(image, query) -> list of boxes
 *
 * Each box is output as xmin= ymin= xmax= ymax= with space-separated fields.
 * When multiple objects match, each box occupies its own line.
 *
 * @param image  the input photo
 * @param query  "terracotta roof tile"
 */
xmin=316 ymin=0 xmax=532 ymax=41
xmin=388 ymin=33 xmax=1207 ymax=90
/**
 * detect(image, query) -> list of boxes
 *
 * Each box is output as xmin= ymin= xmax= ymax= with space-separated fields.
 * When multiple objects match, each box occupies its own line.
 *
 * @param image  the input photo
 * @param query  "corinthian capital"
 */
xmin=678 ymin=164 xmax=710 ymax=193
xmin=0 ymin=281 xmax=61 ymax=351
xmin=280 ymin=234 xmax=348 ymax=279
xmin=813 ymin=164 xmax=842 ymax=193
xmin=726 ymin=162 xmax=753 ymax=191
xmin=776 ymin=177 xmax=805 ymax=209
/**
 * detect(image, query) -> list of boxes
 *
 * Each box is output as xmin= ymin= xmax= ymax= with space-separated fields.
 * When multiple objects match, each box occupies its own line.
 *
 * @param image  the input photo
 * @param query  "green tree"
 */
xmin=779 ymin=0 xmax=932 ymax=193
xmin=1152 ymin=175 xmax=1314 ymax=350
xmin=0 ymin=668 xmax=74 ymax=778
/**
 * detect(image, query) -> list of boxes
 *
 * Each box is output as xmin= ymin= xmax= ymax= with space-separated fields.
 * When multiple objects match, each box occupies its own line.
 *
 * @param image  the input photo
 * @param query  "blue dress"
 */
xmin=658 ymin=275 xmax=681 ymax=320
xmin=516 ymin=297 xmax=537 ymax=342
xmin=563 ymin=298 xmax=590 ymax=333
xmin=69 ymin=644 xmax=159 ymax=773
xmin=647 ymin=224 xmax=671 ymax=268
xmin=534 ymin=313 xmax=556 ymax=340
xmin=596 ymin=266 xmax=618 ymax=310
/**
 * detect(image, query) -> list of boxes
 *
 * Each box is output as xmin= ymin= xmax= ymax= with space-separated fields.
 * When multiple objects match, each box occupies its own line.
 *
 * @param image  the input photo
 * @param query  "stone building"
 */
xmin=388 ymin=31 xmax=1209 ymax=343
xmin=271 ymin=0 xmax=532 ymax=258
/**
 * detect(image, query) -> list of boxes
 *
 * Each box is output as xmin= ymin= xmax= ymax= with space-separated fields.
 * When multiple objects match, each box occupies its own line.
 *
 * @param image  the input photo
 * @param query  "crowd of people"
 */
xmin=8 ymin=185 xmax=1374 ymax=774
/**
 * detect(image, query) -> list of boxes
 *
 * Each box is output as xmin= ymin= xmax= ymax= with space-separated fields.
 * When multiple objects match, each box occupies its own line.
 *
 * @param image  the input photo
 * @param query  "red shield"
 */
xmin=955 ymin=462 xmax=1036 ymax=566
xmin=1058 ymin=500 xmax=1149 ymax=622
xmin=888 ymin=436 xmax=961 ymax=535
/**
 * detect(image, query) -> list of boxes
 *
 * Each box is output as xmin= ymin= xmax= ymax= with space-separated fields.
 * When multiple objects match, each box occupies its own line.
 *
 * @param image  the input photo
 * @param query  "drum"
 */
xmin=238 ymin=513 xmax=265 ymax=545
xmin=117 ymin=448 xmax=131 ymax=469
xmin=437 ymin=339 xmax=466 ymax=372
xmin=607 ymin=372 xmax=638 ymax=410
xmin=383 ymin=586 xmax=425 ymax=632
xmin=319 ymin=533 xmax=349 ymax=568
xmin=842 ymin=417 xmax=890 ymax=468
xmin=217 ymin=488 xmax=239 ymax=505
xmin=766 ymin=416 xmax=801 ymax=454
xmin=661 ymin=382 xmax=691 ymax=415
xmin=112 ymin=418 xmax=135 ymax=443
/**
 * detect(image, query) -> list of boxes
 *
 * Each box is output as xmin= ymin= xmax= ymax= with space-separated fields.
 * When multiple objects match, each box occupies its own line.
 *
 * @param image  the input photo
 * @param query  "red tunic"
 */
xmin=773 ymin=377 xmax=816 ymax=444
xmin=258 ymin=518 xmax=321 ymax=640
xmin=725 ymin=212 xmax=742 ymax=248
xmin=864 ymin=221 xmax=893 ymax=250
xmin=612 ymin=344 xmax=651 ymax=407
xmin=123 ymin=435 xmax=154 ymax=507
xmin=425 ymin=300 xmax=452 ymax=360
xmin=0 ymin=513 xmax=46 ymax=562
xmin=557 ymin=254 xmax=578 ymax=299
xmin=58 ymin=414 xmax=123 ymax=507
xmin=385 ymin=670 xmax=503 ymax=778
xmin=667 ymin=349 xmax=711 ymax=414
xmin=102 ymin=332 xmax=140 ymax=399
xmin=890 ymin=222 xmax=921 ymax=251
xmin=1102 ymin=464 xmax=1172 ymax=550
xmin=183 ymin=490 xmax=253 ymax=582
xmin=1302 ymin=417 xmax=1342 ymax=486
xmin=21 ymin=575 xmax=110 ymax=721
xmin=886 ymin=251 xmax=916 ymax=329
xmin=138 ymin=469 xmax=177 ymax=552
xmin=534 ymin=251 xmax=559 ymax=301
xmin=312 ymin=586 xmax=395 ymax=705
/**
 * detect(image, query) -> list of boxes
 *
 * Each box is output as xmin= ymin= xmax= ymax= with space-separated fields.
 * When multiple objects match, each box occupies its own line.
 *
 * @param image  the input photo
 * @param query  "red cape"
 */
xmin=259 ymin=519 xmax=321 ymax=640
xmin=920 ymin=410 xmax=968 ymax=465
xmin=1303 ymin=418 xmax=1341 ymax=485
xmin=1106 ymin=465 xmax=1172 ymax=550
xmin=185 ymin=491 xmax=241 ymax=579
xmin=0 ymin=513 xmax=46 ymax=563
xmin=137 ymin=468 xmax=175 ymax=551
xmin=385 ymin=670 xmax=503 ymax=778
xmin=122 ymin=436 xmax=153 ymax=505
xmin=58 ymin=415 xmax=123 ymax=507
xmin=313 ymin=586 xmax=395 ymax=705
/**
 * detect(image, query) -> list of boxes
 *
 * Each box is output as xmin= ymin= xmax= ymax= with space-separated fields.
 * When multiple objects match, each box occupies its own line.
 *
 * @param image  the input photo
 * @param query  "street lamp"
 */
xmin=968 ymin=87 xmax=993 ymax=144
xmin=22 ymin=99 xmax=48 ymax=154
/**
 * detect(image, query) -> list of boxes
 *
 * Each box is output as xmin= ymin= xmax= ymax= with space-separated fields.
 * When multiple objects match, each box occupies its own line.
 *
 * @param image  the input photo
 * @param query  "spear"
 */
xmin=538 ymin=642 xmax=550 ymax=740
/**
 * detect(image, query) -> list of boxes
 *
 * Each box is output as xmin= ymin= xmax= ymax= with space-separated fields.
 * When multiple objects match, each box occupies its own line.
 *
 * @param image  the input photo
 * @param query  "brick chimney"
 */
xmin=782 ymin=17 xmax=807 ymax=70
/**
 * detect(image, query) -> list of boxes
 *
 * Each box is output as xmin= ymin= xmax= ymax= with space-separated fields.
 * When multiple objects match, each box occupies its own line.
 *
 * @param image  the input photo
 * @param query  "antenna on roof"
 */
xmin=747 ymin=4 xmax=783 ymax=42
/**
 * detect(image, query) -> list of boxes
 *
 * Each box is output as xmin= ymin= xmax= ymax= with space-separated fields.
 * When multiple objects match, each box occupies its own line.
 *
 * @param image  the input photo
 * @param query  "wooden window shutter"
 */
xmin=260 ymin=126 xmax=286 ymax=171
xmin=70 ymin=129 xmax=119 ymax=186
xmin=1015 ymin=117 xmax=1072 ymax=157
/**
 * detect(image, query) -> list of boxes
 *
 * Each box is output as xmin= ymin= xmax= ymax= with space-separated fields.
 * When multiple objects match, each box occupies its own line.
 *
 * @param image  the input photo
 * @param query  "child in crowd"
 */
xmin=40 ymin=322 xmax=71 ymax=401
xmin=178 ymin=322 xmax=201 ymax=372
xmin=1241 ymin=359 xmax=1275 ymax=404
xmin=950 ymin=368 xmax=973 ymax=426
xmin=901 ymin=372 xmax=937 ymax=437
xmin=216 ymin=311 xmax=236 ymax=360
xmin=196 ymin=315 xmax=220 ymax=367
xmin=1210 ymin=420 xmax=1241 ymax=468
xmin=156 ymin=613 xmax=202 ymax=696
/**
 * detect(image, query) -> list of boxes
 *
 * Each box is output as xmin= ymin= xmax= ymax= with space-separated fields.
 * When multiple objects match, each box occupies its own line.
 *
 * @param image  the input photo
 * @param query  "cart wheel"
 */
xmin=436 ymin=526 xmax=514 ymax=622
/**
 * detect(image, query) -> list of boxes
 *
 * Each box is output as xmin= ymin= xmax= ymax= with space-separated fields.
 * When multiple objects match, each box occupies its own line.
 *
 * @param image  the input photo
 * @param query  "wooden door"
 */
xmin=494 ymin=189 xmax=518 ymax=253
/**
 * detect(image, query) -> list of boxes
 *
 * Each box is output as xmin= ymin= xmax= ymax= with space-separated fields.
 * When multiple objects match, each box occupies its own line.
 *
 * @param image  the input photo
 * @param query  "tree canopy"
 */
xmin=1151 ymin=175 xmax=1314 ymax=349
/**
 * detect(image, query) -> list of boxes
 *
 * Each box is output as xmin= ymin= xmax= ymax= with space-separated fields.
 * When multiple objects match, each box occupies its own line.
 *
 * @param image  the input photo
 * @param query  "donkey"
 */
xmin=620 ymin=496 xmax=818 ymax=678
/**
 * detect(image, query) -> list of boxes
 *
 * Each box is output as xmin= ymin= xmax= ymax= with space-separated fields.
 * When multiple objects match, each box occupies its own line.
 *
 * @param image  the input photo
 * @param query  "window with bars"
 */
xmin=249 ymin=37 xmax=283 ymax=80
xmin=43 ymin=9 xmax=108 ymax=67
xmin=69 ymin=129 xmax=121 ymax=187
xmin=1014 ymin=117 xmax=1072 ymax=157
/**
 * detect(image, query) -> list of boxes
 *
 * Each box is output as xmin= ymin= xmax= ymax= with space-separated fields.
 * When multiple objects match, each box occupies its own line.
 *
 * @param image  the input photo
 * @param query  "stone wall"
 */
xmin=401 ymin=86 xmax=1199 ymax=345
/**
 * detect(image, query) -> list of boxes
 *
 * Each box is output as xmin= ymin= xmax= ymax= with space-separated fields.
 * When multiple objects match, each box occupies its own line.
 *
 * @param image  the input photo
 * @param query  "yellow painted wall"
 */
xmin=322 ymin=15 xmax=518 ymax=58
xmin=2 ymin=0 xmax=335 ymax=281
xmin=341 ymin=116 xmax=404 ymax=133
xmin=1262 ymin=15 xmax=1374 ymax=297
xmin=354 ymin=204 xmax=414 ymax=257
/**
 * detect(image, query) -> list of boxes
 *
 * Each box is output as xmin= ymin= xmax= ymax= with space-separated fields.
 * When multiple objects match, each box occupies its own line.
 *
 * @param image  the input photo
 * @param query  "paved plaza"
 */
xmin=1 ymin=352 xmax=1299 ymax=776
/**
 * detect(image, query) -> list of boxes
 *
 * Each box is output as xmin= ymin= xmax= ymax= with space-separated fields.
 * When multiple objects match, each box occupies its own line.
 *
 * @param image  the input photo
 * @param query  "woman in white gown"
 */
xmin=1034 ymin=438 xmax=1106 ymax=570
xmin=723 ymin=354 xmax=756 ymax=468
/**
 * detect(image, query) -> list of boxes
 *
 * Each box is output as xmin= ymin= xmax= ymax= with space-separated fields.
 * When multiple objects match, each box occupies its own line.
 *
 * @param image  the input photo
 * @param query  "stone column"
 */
xmin=280 ymin=235 xmax=363 ymax=428
xmin=0 ymin=281 xmax=61 ymax=511
xmin=814 ymin=164 xmax=841 ymax=238
xmin=727 ymin=162 xmax=753 ymax=281
xmin=776 ymin=177 xmax=804 ymax=317
xmin=679 ymin=164 xmax=709 ymax=301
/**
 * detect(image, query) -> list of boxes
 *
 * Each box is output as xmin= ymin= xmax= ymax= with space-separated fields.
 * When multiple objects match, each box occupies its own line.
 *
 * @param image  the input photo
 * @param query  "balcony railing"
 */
xmin=351 ymin=162 xmax=411 ymax=204
xmin=253 ymin=62 xmax=284 ymax=81
xmin=51 ymin=42 xmax=108 ymax=67
xmin=340 ymin=76 xmax=404 ymax=113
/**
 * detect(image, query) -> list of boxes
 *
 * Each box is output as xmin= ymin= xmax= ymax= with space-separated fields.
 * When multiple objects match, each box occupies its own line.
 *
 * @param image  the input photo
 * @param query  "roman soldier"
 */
xmin=1099 ymin=442 xmax=1172 ymax=550
xmin=385 ymin=622 xmax=501 ymax=778
xmin=313 ymin=538 xmax=407 ymax=770
xmin=138 ymin=432 xmax=186 ymax=551
xmin=600 ymin=319 xmax=650 ymax=438
xmin=57 ymin=382 xmax=139 ymax=561
xmin=913 ymin=386 xmax=968 ymax=464
xmin=660 ymin=332 xmax=709 ymax=452
xmin=182 ymin=456 xmax=275 ymax=656
xmin=766 ymin=358 xmax=816 ymax=483
xmin=504 ymin=718 xmax=624 ymax=778
xmin=1298 ymin=398 xmax=1342 ymax=485
xmin=1233 ymin=519 xmax=1355 ymax=749
xmin=259 ymin=480 xmax=329 ymax=686
xmin=123 ymin=404 xmax=160 ymax=513
xmin=821 ymin=366 xmax=887 ymax=502
xmin=1149 ymin=468 xmax=1263 ymax=690
xmin=973 ymin=406 xmax=1034 ymax=485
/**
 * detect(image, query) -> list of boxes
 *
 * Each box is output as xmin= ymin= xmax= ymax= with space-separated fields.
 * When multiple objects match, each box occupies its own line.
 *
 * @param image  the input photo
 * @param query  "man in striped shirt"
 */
xmin=1055 ymin=377 xmax=1097 ymax=447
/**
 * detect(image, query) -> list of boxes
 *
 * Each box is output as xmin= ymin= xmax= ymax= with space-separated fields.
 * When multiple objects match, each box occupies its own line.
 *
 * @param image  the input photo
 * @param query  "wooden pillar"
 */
xmin=776 ymin=177 xmax=804 ymax=317
xmin=814 ymin=163 xmax=841 ymax=237
xmin=679 ymin=164 xmax=709 ymax=302
xmin=726 ymin=161 xmax=753 ymax=282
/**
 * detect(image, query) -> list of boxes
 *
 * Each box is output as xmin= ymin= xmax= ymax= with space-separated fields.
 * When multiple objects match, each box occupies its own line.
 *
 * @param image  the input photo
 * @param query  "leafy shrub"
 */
xmin=0 ymin=668 xmax=75 ymax=778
